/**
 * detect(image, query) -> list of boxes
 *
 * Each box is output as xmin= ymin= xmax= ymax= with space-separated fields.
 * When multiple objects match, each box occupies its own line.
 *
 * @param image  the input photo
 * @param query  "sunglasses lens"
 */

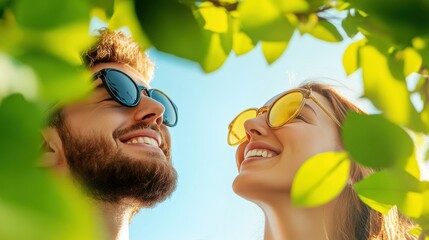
xmin=269 ymin=92 xmax=304 ymax=127
xmin=150 ymin=90 xmax=178 ymax=127
xmin=105 ymin=70 xmax=138 ymax=106
xmin=228 ymin=109 xmax=257 ymax=146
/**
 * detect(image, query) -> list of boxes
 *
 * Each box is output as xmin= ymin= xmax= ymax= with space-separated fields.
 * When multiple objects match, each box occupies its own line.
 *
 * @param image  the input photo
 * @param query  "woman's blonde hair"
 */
xmin=299 ymin=82 xmax=417 ymax=240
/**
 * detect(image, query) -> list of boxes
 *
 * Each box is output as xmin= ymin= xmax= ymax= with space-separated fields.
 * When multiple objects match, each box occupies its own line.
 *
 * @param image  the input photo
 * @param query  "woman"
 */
xmin=227 ymin=82 xmax=416 ymax=240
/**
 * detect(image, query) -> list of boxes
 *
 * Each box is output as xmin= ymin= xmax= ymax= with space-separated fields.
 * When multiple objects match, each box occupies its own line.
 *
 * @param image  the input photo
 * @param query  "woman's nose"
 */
xmin=243 ymin=114 xmax=269 ymax=142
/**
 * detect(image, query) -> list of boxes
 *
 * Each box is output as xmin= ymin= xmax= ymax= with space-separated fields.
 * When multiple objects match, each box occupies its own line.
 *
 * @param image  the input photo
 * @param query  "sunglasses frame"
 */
xmin=93 ymin=68 xmax=178 ymax=127
xmin=228 ymin=88 xmax=342 ymax=146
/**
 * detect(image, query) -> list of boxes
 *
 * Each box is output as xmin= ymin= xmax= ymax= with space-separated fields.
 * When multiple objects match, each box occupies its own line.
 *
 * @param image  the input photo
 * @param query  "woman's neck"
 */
xmin=257 ymin=196 xmax=340 ymax=240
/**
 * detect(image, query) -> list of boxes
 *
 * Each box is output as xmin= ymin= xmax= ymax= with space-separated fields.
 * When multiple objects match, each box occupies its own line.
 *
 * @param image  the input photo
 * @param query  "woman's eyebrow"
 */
xmin=303 ymin=104 xmax=317 ymax=116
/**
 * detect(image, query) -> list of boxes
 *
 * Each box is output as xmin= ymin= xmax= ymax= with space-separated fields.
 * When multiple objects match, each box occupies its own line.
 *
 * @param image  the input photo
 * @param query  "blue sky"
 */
xmin=129 ymin=32 xmax=370 ymax=240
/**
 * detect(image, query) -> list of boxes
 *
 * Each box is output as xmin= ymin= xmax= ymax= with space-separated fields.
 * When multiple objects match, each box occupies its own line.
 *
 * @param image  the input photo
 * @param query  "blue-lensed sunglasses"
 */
xmin=93 ymin=68 xmax=178 ymax=127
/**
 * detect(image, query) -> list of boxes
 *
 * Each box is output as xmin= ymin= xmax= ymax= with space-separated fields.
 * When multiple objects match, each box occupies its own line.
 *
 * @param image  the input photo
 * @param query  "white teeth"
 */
xmin=250 ymin=150 xmax=256 ymax=157
xmin=245 ymin=149 xmax=275 ymax=159
xmin=126 ymin=136 xmax=158 ymax=147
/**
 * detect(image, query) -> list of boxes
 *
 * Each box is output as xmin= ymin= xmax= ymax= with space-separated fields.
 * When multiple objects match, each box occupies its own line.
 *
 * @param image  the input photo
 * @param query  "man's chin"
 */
xmin=60 ymin=126 xmax=176 ymax=207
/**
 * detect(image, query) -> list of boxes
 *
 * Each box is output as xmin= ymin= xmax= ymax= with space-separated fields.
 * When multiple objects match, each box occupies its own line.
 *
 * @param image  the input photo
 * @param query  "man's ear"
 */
xmin=40 ymin=127 xmax=68 ymax=172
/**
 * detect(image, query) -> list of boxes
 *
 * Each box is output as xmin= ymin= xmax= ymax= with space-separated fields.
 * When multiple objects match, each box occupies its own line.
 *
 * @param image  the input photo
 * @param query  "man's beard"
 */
xmin=57 ymin=122 xmax=177 ymax=208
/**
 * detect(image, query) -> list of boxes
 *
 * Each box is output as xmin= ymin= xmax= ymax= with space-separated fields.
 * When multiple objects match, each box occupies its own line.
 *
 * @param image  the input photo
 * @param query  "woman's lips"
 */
xmin=240 ymin=142 xmax=281 ymax=167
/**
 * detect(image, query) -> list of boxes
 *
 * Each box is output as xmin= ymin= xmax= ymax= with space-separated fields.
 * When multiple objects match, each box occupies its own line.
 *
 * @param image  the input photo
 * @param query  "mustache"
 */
xmin=112 ymin=122 xmax=162 ymax=139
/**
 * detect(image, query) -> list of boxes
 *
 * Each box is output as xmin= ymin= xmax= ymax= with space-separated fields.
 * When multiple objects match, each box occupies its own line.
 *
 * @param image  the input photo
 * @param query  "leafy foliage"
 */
xmin=291 ymin=152 xmax=350 ymax=207
xmin=1 ymin=0 xmax=429 ymax=238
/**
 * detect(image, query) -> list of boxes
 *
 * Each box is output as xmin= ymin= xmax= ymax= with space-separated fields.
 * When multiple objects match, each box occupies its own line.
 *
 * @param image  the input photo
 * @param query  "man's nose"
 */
xmin=133 ymin=95 xmax=164 ymax=126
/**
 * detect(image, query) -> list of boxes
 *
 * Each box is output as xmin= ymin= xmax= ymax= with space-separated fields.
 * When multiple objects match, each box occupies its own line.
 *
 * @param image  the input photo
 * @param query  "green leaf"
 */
xmin=273 ymin=0 xmax=310 ymax=13
xmin=0 ymin=94 xmax=42 ymax=167
xmin=343 ymin=39 xmax=366 ymax=76
xmin=261 ymin=41 xmax=288 ymax=64
xmin=402 ymin=47 xmax=422 ymax=77
xmin=199 ymin=1 xmax=229 ymax=33
xmin=309 ymin=19 xmax=343 ymax=42
xmin=238 ymin=0 xmax=295 ymax=42
xmin=358 ymin=195 xmax=394 ymax=215
xmin=341 ymin=11 xmax=365 ymax=39
xmin=16 ymin=51 xmax=92 ymax=103
xmin=343 ymin=113 xmax=414 ymax=169
xmin=109 ymin=0 xmax=151 ymax=49
xmin=200 ymin=32 xmax=231 ymax=72
xmin=0 ymin=94 xmax=103 ymax=240
xmin=199 ymin=8 xmax=233 ymax=72
xmin=233 ymin=31 xmax=254 ymax=56
xmin=13 ymin=0 xmax=90 ymax=30
xmin=355 ymin=169 xmax=424 ymax=218
xmin=89 ymin=0 xmax=114 ymax=19
xmin=134 ymin=0 xmax=207 ymax=62
xmin=291 ymin=152 xmax=350 ymax=207
xmin=232 ymin=15 xmax=255 ymax=56
xmin=41 ymin=22 xmax=93 ymax=65
xmin=347 ymin=0 xmax=429 ymax=46
xmin=0 ymin=0 xmax=11 ymax=18
xmin=359 ymin=45 xmax=427 ymax=132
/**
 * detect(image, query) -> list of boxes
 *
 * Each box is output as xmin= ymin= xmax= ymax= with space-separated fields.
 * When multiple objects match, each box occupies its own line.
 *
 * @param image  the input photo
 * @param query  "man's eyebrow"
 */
xmin=303 ymin=104 xmax=317 ymax=116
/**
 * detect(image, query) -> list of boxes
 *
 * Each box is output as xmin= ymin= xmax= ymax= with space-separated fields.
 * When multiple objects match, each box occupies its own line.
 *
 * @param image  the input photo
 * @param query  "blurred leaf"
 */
xmin=343 ymin=113 xmax=414 ymax=169
xmin=273 ymin=0 xmax=310 ymax=13
xmin=199 ymin=7 xmax=233 ymax=72
xmin=13 ymin=0 xmax=90 ymax=30
xmin=408 ymin=226 xmax=423 ymax=239
xmin=358 ymin=195 xmax=393 ymax=215
xmin=16 ymin=51 xmax=92 ymax=103
xmin=233 ymin=31 xmax=254 ymax=56
xmin=335 ymin=2 xmax=351 ymax=11
xmin=239 ymin=0 xmax=295 ymax=42
xmin=261 ymin=41 xmax=288 ymax=64
xmin=0 ymin=0 xmax=11 ymax=18
xmin=110 ymin=0 xmax=151 ymax=49
xmin=343 ymin=38 xmax=366 ymax=76
xmin=41 ymin=23 xmax=93 ymax=65
xmin=401 ymin=48 xmax=422 ymax=77
xmin=402 ymin=153 xmax=421 ymax=180
xmin=291 ymin=152 xmax=350 ymax=207
xmin=341 ymin=11 xmax=364 ymax=39
xmin=359 ymin=45 xmax=427 ymax=132
xmin=309 ymin=19 xmax=343 ymax=42
xmin=355 ymin=169 xmax=424 ymax=218
xmin=347 ymin=0 xmax=429 ymax=46
xmin=134 ymin=0 xmax=207 ymax=62
xmin=200 ymin=32 xmax=231 ymax=72
xmin=0 ymin=94 xmax=103 ymax=240
xmin=0 ymin=94 xmax=41 ymax=167
xmin=232 ymin=14 xmax=255 ymax=56
xmin=294 ymin=13 xmax=318 ymax=34
xmin=89 ymin=0 xmax=114 ymax=19
xmin=199 ymin=1 xmax=229 ymax=33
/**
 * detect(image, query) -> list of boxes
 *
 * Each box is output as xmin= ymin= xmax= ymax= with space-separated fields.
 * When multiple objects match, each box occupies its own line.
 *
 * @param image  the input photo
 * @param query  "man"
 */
xmin=42 ymin=29 xmax=178 ymax=240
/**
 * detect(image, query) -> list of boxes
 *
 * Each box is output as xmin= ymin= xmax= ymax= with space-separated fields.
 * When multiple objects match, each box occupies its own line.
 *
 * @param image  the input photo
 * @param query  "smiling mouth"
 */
xmin=125 ymin=136 xmax=159 ymax=147
xmin=244 ymin=148 xmax=278 ymax=160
